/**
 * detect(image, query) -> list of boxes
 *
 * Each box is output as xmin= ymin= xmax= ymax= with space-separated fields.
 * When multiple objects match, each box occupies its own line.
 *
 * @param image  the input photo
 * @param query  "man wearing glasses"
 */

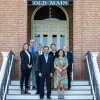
xmin=28 ymin=39 xmax=37 ymax=89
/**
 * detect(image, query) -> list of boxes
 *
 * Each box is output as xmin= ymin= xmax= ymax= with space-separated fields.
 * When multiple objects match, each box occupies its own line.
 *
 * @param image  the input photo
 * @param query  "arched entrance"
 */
xmin=31 ymin=6 xmax=69 ymax=49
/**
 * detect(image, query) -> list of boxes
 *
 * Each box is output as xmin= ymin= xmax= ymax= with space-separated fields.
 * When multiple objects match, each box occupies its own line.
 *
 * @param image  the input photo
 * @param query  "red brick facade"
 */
xmin=0 ymin=0 xmax=27 ymax=79
xmin=73 ymin=0 xmax=100 ymax=79
xmin=0 ymin=0 xmax=100 ymax=80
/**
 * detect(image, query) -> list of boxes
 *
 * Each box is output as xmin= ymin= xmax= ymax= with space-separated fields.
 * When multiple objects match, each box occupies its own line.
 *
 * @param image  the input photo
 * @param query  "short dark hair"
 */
xmin=57 ymin=49 xmax=65 ymax=57
xmin=50 ymin=43 xmax=56 ymax=48
xmin=62 ymin=45 xmax=68 ymax=49
xmin=43 ymin=46 xmax=49 ymax=49
xmin=37 ymin=44 xmax=43 ymax=47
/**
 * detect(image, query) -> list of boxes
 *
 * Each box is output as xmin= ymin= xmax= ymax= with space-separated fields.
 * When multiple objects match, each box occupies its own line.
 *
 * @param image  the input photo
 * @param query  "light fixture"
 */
xmin=49 ymin=6 xmax=52 ymax=20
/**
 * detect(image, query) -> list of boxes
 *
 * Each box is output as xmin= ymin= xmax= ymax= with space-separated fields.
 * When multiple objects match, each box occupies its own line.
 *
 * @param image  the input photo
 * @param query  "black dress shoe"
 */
xmin=28 ymin=86 xmax=30 ymax=89
xmin=47 ymin=97 xmax=51 ymax=99
xmin=32 ymin=86 xmax=36 ymax=89
xmin=68 ymin=87 xmax=71 ymax=90
xmin=35 ymin=92 xmax=39 ymax=94
xmin=51 ymin=88 xmax=54 ymax=90
xmin=40 ymin=97 xmax=43 ymax=99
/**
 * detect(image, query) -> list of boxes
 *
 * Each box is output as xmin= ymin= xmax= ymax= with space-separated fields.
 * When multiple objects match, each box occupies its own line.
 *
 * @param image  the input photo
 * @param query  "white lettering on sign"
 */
xmin=32 ymin=1 xmax=47 ymax=5
xmin=50 ymin=1 xmax=55 ymax=5
xmin=32 ymin=1 xmax=68 ymax=6
xmin=50 ymin=1 xmax=68 ymax=5
xmin=63 ymin=1 xmax=68 ymax=5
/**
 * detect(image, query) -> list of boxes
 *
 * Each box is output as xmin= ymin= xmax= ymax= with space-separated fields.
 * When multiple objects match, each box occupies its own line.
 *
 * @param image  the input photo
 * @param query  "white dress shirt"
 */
xmin=25 ymin=51 xmax=30 ymax=63
xmin=44 ymin=53 xmax=48 ymax=63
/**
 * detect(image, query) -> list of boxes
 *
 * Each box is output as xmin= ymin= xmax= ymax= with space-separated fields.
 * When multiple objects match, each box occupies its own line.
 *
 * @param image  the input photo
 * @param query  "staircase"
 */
xmin=6 ymin=80 xmax=93 ymax=100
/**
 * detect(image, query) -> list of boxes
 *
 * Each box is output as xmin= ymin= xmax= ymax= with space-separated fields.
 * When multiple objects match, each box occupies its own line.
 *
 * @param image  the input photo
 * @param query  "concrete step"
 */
xmin=8 ymin=86 xmax=91 ymax=90
xmin=6 ymin=94 xmax=93 ymax=100
xmin=8 ymin=90 xmax=91 ymax=95
xmin=10 ymin=80 xmax=89 ymax=86
xmin=6 ymin=80 xmax=93 ymax=100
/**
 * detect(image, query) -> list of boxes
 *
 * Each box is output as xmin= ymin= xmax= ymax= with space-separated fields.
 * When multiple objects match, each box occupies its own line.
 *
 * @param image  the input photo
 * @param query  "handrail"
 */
xmin=84 ymin=51 xmax=100 ymax=100
xmin=71 ymin=63 xmax=73 ymax=81
xmin=0 ymin=51 xmax=17 ymax=100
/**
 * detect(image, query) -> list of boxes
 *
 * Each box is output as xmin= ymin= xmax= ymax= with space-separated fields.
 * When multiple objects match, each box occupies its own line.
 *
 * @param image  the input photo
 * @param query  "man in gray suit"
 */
xmin=28 ymin=39 xmax=37 ymax=89
xmin=33 ymin=44 xmax=43 ymax=94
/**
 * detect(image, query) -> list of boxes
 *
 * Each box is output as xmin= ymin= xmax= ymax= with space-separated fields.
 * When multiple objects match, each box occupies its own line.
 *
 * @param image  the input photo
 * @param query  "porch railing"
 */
xmin=0 ymin=51 xmax=17 ymax=100
xmin=84 ymin=51 xmax=100 ymax=100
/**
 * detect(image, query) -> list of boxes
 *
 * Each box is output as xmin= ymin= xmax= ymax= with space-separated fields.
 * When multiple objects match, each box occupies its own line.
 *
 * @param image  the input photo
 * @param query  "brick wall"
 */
xmin=73 ymin=0 xmax=100 ymax=79
xmin=0 ymin=0 xmax=100 ymax=80
xmin=0 ymin=0 xmax=27 ymax=79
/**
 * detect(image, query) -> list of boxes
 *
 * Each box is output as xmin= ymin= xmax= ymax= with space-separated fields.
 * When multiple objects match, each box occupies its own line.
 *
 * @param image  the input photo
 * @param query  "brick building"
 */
xmin=0 ymin=0 xmax=100 ymax=80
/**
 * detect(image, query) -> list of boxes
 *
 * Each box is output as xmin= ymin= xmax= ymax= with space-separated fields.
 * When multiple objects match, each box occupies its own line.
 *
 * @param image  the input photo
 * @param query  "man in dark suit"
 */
xmin=62 ymin=45 xmax=73 ymax=90
xmin=38 ymin=46 xmax=53 ymax=99
xmin=33 ymin=44 xmax=43 ymax=94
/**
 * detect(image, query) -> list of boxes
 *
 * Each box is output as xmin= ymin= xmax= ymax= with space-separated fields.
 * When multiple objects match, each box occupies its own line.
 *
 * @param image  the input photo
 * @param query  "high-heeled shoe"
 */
xmin=25 ymin=88 xmax=31 ymax=94
xmin=21 ymin=89 xmax=25 ymax=94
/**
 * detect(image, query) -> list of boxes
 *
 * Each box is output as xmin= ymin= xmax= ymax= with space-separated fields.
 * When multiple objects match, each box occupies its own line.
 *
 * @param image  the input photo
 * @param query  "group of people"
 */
xmin=20 ymin=39 xmax=73 ymax=99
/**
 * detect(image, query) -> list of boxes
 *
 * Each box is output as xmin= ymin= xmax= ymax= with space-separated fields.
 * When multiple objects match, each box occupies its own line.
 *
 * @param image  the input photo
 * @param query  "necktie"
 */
xmin=32 ymin=47 xmax=34 ymax=55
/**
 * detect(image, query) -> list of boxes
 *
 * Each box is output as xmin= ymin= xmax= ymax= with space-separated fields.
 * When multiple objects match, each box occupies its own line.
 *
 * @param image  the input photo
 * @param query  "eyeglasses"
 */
xmin=31 ymin=41 xmax=35 ymax=43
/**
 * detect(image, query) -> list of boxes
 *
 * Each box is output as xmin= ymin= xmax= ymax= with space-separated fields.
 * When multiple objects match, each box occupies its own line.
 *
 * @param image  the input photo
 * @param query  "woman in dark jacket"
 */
xmin=20 ymin=43 xmax=32 ymax=94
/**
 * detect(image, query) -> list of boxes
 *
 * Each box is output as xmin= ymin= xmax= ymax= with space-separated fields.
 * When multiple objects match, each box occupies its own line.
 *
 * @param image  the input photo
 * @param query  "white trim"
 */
xmin=3 ymin=55 xmax=14 ymax=100
xmin=85 ymin=55 xmax=96 ymax=100
xmin=91 ymin=52 xmax=100 ymax=96
xmin=0 ymin=52 xmax=9 ymax=90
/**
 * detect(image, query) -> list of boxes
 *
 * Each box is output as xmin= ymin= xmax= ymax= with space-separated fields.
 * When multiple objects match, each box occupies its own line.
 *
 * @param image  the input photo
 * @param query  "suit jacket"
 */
xmin=38 ymin=54 xmax=54 ymax=75
xmin=49 ymin=51 xmax=57 ymax=61
xmin=33 ymin=51 xmax=43 ymax=71
xmin=66 ymin=51 xmax=73 ymax=72
xmin=20 ymin=50 xmax=33 ymax=67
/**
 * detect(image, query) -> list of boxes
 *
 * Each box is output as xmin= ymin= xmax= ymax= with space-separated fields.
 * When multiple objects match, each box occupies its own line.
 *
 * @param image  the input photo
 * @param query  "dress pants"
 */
xmin=20 ymin=66 xmax=31 ymax=89
xmin=67 ymin=71 xmax=71 ymax=88
xmin=40 ymin=75 xmax=51 ymax=98
xmin=35 ymin=71 xmax=40 ymax=93
xmin=28 ymin=66 xmax=36 ymax=87
xmin=51 ymin=75 xmax=54 ymax=88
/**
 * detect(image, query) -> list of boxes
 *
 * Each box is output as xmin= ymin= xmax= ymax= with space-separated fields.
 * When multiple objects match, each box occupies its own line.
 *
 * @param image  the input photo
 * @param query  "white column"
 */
xmin=91 ymin=52 xmax=100 ymax=93
xmin=0 ymin=52 xmax=9 ymax=88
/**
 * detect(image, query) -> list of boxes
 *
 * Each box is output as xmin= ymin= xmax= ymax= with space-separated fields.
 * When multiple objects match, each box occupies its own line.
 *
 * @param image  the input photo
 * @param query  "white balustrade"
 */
xmin=91 ymin=52 xmax=100 ymax=95
xmin=0 ymin=52 xmax=9 ymax=89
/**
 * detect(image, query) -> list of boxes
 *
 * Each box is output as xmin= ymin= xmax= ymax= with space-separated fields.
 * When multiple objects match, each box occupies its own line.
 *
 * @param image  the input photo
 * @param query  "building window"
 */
xmin=34 ymin=6 xmax=67 ymax=20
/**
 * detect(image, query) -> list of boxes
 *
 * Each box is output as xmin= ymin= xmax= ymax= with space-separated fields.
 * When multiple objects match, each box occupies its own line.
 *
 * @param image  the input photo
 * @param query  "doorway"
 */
xmin=31 ymin=6 xmax=69 ymax=50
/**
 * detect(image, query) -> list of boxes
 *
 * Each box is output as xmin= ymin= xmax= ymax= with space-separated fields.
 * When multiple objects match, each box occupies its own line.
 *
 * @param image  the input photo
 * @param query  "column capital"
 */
xmin=91 ymin=52 xmax=99 ymax=58
xmin=1 ymin=52 xmax=9 ymax=57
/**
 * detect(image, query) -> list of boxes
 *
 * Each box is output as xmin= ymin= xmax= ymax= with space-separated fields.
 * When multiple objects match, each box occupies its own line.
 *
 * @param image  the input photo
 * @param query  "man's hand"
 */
xmin=39 ymin=73 xmax=42 ymax=77
xmin=50 ymin=73 xmax=53 ymax=77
